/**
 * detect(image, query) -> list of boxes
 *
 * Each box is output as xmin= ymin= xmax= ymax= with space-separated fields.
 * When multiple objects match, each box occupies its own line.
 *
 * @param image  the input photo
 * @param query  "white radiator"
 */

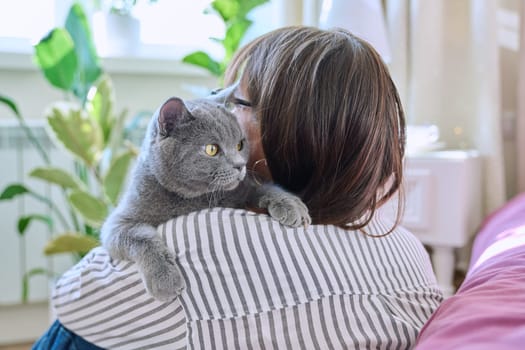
xmin=0 ymin=122 xmax=74 ymax=305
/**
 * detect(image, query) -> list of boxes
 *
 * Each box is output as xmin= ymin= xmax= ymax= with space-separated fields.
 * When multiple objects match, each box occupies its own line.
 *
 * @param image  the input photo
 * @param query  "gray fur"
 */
xmin=101 ymin=97 xmax=310 ymax=301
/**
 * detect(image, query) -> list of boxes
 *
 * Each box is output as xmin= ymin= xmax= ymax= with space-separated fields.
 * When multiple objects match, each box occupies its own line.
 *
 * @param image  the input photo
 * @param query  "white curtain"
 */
xmin=385 ymin=0 xmax=507 ymax=214
xmin=318 ymin=0 xmax=391 ymax=62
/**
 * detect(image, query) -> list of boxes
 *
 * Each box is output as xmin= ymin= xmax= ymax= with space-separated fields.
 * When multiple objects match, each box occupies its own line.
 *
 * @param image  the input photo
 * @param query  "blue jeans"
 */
xmin=32 ymin=320 xmax=104 ymax=350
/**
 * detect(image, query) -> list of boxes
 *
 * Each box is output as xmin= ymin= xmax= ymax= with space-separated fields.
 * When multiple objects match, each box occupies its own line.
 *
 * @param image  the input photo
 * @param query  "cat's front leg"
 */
xmin=135 ymin=226 xmax=185 ymax=301
xmin=253 ymin=183 xmax=311 ymax=227
xmin=102 ymin=220 xmax=185 ymax=301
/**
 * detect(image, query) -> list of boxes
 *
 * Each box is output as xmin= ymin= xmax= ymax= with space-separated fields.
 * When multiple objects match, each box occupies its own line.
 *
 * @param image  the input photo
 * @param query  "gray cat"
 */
xmin=101 ymin=95 xmax=310 ymax=301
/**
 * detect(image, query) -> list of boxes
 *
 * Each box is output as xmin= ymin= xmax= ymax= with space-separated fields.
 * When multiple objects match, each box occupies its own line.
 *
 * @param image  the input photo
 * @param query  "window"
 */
xmin=0 ymin=0 xmax=57 ymax=53
xmin=0 ymin=0 xmax=279 ymax=60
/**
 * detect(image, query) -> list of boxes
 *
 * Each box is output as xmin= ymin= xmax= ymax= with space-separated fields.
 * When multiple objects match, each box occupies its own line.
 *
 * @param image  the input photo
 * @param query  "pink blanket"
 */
xmin=415 ymin=192 xmax=525 ymax=349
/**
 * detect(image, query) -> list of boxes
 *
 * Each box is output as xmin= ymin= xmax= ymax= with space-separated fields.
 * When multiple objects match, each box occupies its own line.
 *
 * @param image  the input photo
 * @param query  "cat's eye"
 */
xmin=205 ymin=144 xmax=219 ymax=156
xmin=224 ymin=101 xmax=235 ymax=112
xmin=236 ymin=140 xmax=244 ymax=151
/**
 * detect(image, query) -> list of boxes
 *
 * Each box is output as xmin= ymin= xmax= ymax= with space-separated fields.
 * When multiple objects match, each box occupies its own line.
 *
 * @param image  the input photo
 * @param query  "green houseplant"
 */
xmin=0 ymin=2 xmax=136 ymax=301
xmin=182 ymin=0 xmax=269 ymax=78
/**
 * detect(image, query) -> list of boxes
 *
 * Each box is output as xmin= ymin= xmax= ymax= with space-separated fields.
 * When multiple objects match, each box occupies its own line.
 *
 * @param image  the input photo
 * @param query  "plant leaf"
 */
xmin=0 ymin=94 xmax=21 ymax=117
xmin=190 ymin=0 xmax=268 ymax=79
xmin=65 ymin=2 xmax=103 ymax=101
xmin=68 ymin=190 xmax=108 ymax=227
xmin=210 ymin=0 xmax=240 ymax=23
xmin=107 ymin=108 xmax=130 ymax=160
xmin=29 ymin=167 xmax=82 ymax=190
xmin=46 ymin=103 xmax=104 ymax=166
xmin=0 ymin=184 xmax=29 ymax=200
xmin=210 ymin=0 xmax=268 ymax=23
xmin=0 ymin=95 xmax=51 ymax=164
xmin=103 ymin=151 xmax=135 ymax=205
xmin=0 ymin=184 xmax=56 ymax=212
xmin=223 ymin=19 xmax=252 ymax=60
xmin=182 ymin=51 xmax=222 ymax=76
xmin=34 ymin=28 xmax=78 ymax=91
xmin=44 ymin=232 xmax=99 ymax=255
xmin=86 ymin=74 xmax=115 ymax=145
xmin=22 ymin=268 xmax=52 ymax=303
xmin=18 ymin=214 xmax=53 ymax=236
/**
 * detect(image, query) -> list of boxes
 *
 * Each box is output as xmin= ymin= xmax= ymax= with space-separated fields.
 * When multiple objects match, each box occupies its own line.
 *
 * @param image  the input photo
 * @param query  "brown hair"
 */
xmin=225 ymin=26 xmax=406 ymax=231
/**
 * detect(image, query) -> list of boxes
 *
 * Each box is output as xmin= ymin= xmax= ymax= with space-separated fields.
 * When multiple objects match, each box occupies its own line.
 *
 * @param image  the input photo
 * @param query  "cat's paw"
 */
xmin=267 ymin=195 xmax=312 ymax=228
xmin=141 ymin=251 xmax=185 ymax=301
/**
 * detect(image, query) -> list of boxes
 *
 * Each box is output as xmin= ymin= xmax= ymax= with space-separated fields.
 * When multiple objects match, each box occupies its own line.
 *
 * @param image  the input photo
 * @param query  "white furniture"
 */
xmin=400 ymin=150 xmax=482 ymax=297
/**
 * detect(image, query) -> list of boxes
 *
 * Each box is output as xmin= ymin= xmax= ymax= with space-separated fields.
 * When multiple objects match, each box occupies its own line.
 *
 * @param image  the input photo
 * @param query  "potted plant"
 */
xmin=91 ymin=0 xmax=158 ymax=56
xmin=0 ymin=2 xmax=137 ymax=301
xmin=182 ymin=0 xmax=269 ymax=78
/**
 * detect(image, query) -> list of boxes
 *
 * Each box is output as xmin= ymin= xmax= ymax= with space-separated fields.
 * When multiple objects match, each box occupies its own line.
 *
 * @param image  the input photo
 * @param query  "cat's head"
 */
xmin=147 ymin=97 xmax=249 ymax=198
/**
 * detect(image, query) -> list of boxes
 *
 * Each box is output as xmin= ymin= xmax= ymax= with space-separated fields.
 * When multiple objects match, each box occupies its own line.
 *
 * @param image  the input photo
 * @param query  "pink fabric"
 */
xmin=415 ymin=192 xmax=525 ymax=350
xmin=469 ymin=192 xmax=525 ymax=266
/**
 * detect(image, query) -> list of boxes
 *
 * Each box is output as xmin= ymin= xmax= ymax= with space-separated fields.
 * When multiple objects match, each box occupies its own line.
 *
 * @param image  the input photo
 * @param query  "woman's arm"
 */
xmin=52 ymin=247 xmax=186 ymax=350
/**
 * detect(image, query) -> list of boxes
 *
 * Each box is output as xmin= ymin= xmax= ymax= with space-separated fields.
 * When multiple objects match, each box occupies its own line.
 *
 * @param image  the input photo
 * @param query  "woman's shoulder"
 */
xmin=160 ymin=207 xmax=427 ymax=259
xmin=161 ymin=206 xmax=281 ymax=242
xmin=160 ymin=207 xmax=439 ymax=321
xmin=164 ymin=207 xmax=259 ymax=224
xmin=161 ymin=207 xmax=424 ymax=249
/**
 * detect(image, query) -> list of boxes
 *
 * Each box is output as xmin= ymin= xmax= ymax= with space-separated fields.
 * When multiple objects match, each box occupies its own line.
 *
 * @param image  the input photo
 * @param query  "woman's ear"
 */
xmin=158 ymin=97 xmax=192 ymax=136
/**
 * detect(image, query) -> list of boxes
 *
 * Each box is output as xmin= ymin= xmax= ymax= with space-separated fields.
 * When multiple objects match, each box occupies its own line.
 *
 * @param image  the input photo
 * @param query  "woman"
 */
xmin=34 ymin=26 xmax=443 ymax=349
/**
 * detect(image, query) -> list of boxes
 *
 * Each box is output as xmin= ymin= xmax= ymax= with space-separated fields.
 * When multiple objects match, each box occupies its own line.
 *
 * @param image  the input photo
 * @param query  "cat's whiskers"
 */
xmin=207 ymin=175 xmax=224 ymax=207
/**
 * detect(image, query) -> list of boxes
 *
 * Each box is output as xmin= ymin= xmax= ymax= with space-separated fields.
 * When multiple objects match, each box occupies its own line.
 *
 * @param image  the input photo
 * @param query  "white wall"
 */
xmin=0 ymin=52 xmax=218 ymax=122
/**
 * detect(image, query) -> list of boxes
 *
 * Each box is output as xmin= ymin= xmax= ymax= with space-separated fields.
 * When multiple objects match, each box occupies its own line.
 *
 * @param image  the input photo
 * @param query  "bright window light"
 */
xmin=0 ymin=0 xmax=277 ymax=60
xmin=135 ymin=1 xmax=223 ymax=47
xmin=0 ymin=0 xmax=56 ymax=41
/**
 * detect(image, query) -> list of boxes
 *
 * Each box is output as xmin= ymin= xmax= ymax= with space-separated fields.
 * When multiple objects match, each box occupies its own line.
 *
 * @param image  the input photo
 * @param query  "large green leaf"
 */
xmin=44 ymin=232 xmax=99 ymax=255
xmin=85 ymin=75 xmax=115 ymax=145
xmin=182 ymin=51 xmax=222 ymax=76
xmin=103 ymin=151 xmax=135 ymax=205
xmin=34 ymin=28 xmax=78 ymax=91
xmin=29 ymin=167 xmax=82 ymax=190
xmin=210 ymin=0 xmax=240 ymax=22
xmin=68 ymin=190 xmax=108 ymax=227
xmin=18 ymin=214 xmax=53 ymax=236
xmin=210 ymin=0 xmax=268 ymax=23
xmin=186 ymin=0 xmax=268 ymax=78
xmin=65 ymin=3 xmax=102 ymax=101
xmin=0 ymin=184 xmax=29 ymax=200
xmin=223 ymin=19 xmax=252 ymax=60
xmin=46 ymin=103 xmax=104 ymax=166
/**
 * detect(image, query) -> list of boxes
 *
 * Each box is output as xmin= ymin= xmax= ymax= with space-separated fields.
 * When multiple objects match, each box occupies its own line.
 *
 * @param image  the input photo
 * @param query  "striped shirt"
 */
xmin=52 ymin=208 xmax=443 ymax=349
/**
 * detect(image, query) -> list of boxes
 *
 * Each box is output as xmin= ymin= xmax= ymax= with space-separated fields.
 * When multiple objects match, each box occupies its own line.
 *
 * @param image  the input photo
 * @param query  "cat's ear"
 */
xmin=158 ymin=97 xmax=192 ymax=135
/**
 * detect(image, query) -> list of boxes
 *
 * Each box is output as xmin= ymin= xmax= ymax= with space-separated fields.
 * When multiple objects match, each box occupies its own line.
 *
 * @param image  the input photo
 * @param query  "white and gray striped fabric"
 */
xmin=53 ymin=208 xmax=443 ymax=349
